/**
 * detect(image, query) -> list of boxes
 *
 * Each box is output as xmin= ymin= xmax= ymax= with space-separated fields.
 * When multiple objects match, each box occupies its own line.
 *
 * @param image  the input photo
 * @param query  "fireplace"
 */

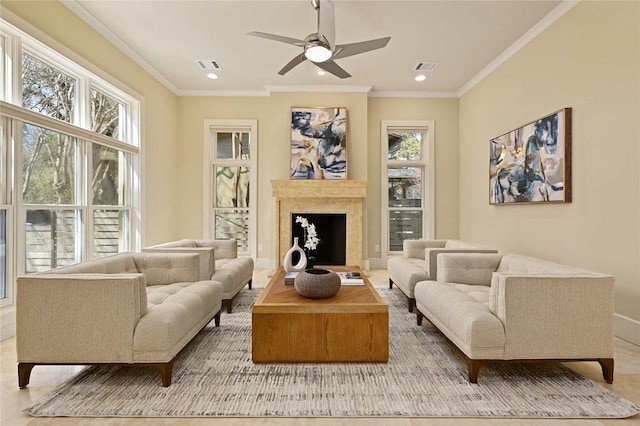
xmin=272 ymin=180 xmax=367 ymax=267
xmin=291 ymin=213 xmax=346 ymax=265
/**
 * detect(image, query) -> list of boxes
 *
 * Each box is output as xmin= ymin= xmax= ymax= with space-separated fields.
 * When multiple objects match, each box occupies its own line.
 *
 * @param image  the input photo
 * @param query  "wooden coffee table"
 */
xmin=252 ymin=266 xmax=389 ymax=363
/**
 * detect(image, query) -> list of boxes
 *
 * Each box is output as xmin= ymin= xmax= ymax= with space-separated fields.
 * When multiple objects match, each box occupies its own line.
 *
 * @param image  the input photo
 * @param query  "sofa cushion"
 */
xmin=132 ymin=253 xmax=199 ymax=285
xmin=134 ymin=280 xmax=222 ymax=361
xmin=437 ymin=253 xmax=502 ymax=286
xmin=387 ymin=257 xmax=428 ymax=297
xmin=415 ymin=280 xmax=505 ymax=359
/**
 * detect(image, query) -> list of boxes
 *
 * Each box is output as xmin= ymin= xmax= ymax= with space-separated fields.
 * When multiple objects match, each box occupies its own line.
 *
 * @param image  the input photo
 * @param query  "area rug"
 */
xmin=25 ymin=288 xmax=640 ymax=418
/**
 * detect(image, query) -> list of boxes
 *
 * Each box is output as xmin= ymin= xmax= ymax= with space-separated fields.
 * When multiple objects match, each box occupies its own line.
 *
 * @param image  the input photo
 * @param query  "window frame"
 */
xmin=0 ymin=18 xmax=142 ymax=313
xmin=203 ymin=119 xmax=257 ymax=259
xmin=380 ymin=120 xmax=435 ymax=259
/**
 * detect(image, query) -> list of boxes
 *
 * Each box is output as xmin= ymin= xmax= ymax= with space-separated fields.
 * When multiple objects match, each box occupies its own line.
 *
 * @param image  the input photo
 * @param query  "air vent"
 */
xmin=414 ymin=62 xmax=439 ymax=72
xmin=196 ymin=59 xmax=222 ymax=70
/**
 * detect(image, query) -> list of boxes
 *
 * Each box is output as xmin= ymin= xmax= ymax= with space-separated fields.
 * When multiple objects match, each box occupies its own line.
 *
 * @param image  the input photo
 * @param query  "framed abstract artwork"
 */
xmin=291 ymin=107 xmax=347 ymax=179
xmin=489 ymin=108 xmax=572 ymax=204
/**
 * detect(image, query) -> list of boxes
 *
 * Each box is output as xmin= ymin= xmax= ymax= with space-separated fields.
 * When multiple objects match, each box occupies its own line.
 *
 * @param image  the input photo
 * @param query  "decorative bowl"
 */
xmin=294 ymin=268 xmax=341 ymax=299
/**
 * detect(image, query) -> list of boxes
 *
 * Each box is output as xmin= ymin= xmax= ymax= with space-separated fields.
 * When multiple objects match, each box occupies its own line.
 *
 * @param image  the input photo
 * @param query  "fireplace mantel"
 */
xmin=272 ymin=180 xmax=367 ymax=267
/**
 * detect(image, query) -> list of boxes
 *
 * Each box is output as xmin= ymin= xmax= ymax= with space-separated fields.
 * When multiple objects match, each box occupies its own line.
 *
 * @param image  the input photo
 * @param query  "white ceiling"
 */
xmin=63 ymin=0 xmax=567 ymax=96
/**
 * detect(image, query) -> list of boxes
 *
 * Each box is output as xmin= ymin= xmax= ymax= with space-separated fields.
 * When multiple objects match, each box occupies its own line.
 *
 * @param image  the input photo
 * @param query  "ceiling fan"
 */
xmin=247 ymin=0 xmax=390 ymax=79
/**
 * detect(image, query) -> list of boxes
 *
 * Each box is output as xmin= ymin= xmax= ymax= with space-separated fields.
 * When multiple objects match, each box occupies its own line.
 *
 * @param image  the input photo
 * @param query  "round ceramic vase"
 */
xmin=283 ymin=237 xmax=307 ymax=272
xmin=294 ymin=268 xmax=341 ymax=299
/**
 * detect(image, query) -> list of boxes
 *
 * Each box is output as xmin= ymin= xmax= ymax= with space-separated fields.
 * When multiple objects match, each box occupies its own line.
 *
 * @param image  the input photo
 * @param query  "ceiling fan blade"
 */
xmin=278 ymin=52 xmax=307 ymax=76
xmin=332 ymin=37 xmax=391 ymax=60
xmin=247 ymin=31 xmax=307 ymax=47
xmin=314 ymin=60 xmax=351 ymax=79
xmin=317 ymin=0 xmax=335 ymax=48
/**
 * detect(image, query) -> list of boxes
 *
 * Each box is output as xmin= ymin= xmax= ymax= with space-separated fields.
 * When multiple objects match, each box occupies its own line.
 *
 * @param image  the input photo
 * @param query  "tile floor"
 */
xmin=1 ymin=269 xmax=638 ymax=425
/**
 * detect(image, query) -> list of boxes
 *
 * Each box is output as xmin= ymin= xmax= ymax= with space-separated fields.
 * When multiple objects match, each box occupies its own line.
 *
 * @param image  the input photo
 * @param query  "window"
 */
xmin=1 ymin=19 xmax=140 ymax=298
xmin=204 ymin=120 xmax=257 ymax=257
xmin=381 ymin=121 xmax=434 ymax=256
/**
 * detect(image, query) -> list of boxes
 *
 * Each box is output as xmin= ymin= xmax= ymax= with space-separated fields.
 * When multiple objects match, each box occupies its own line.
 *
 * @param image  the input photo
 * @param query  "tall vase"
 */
xmin=283 ymin=237 xmax=307 ymax=272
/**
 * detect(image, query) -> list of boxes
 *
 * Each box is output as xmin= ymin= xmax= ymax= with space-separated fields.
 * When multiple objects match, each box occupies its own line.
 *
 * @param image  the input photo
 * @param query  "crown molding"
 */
xmin=457 ymin=0 xmax=580 ymax=97
xmin=177 ymin=90 xmax=271 ymax=97
xmin=369 ymin=91 xmax=458 ymax=99
xmin=61 ymin=0 xmax=180 ymax=95
xmin=265 ymin=85 xmax=372 ymax=93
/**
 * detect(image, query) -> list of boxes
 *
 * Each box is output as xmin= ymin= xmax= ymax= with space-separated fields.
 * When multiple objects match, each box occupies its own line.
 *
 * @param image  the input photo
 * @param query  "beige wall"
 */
xmin=367 ymin=97 xmax=460 ymax=261
xmin=459 ymin=1 xmax=640 ymax=326
xmin=6 ymin=0 xmax=637 ymax=336
xmin=177 ymin=92 xmax=367 ymax=263
xmin=1 ymin=1 xmax=180 ymax=247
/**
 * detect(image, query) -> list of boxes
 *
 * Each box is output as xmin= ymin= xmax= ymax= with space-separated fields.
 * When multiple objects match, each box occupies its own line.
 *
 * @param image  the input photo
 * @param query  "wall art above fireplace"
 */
xmin=291 ymin=107 xmax=347 ymax=180
xmin=489 ymin=108 xmax=572 ymax=204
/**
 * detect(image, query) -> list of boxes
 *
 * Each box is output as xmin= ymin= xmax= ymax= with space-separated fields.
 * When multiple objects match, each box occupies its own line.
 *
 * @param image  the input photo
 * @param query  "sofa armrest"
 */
xmin=403 ymin=239 xmax=446 ymax=259
xmin=436 ymin=253 xmax=502 ymax=285
xmin=142 ymin=247 xmax=215 ymax=280
xmin=490 ymin=274 xmax=614 ymax=359
xmin=425 ymin=248 xmax=498 ymax=280
xmin=195 ymin=239 xmax=238 ymax=260
xmin=16 ymin=273 xmax=146 ymax=363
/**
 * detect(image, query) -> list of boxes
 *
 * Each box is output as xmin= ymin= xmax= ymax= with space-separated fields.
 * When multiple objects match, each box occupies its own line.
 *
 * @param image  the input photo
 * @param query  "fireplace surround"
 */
xmin=272 ymin=180 xmax=367 ymax=268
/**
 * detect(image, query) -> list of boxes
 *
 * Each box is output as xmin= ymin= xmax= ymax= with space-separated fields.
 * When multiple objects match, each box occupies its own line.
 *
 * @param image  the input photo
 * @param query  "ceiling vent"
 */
xmin=196 ymin=59 xmax=222 ymax=70
xmin=414 ymin=62 xmax=439 ymax=72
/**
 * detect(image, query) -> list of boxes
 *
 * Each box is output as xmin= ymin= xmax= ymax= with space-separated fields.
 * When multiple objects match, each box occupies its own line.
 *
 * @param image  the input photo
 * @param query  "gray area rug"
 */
xmin=25 ymin=288 xmax=640 ymax=418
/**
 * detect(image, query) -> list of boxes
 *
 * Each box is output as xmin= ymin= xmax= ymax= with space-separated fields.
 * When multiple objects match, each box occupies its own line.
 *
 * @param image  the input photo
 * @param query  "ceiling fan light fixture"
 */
xmin=305 ymin=44 xmax=332 ymax=63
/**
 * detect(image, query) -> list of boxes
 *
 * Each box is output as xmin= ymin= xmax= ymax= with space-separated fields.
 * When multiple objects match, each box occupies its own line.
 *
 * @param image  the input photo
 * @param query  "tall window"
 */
xmin=204 ymin=120 xmax=257 ymax=257
xmin=1 ymin=21 xmax=140 ymax=282
xmin=381 ymin=121 xmax=434 ymax=256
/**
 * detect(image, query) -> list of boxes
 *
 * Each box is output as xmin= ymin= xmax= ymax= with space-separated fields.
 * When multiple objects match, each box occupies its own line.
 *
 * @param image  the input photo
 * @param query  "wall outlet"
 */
xmin=374 ymin=244 xmax=380 ymax=253
xmin=258 ymin=244 xmax=264 ymax=252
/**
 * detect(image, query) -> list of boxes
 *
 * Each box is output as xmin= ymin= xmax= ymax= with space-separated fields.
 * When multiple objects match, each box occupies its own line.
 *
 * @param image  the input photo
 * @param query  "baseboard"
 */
xmin=614 ymin=313 xmax=640 ymax=346
xmin=255 ymin=257 xmax=276 ymax=270
xmin=0 ymin=306 xmax=16 ymax=342
xmin=368 ymin=258 xmax=387 ymax=269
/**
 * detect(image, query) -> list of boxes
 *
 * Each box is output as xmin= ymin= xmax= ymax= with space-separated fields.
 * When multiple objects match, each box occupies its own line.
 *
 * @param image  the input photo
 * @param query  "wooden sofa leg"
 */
xmin=153 ymin=359 xmax=176 ymax=387
xmin=214 ymin=310 xmax=221 ymax=327
xmin=18 ymin=363 xmax=35 ymax=389
xmin=598 ymin=358 xmax=614 ymax=383
xmin=407 ymin=297 xmax=415 ymax=313
xmin=247 ymin=279 xmax=252 ymax=290
xmin=389 ymin=279 xmax=393 ymax=289
xmin=224 ymin=298 xmax=234 ymax=314
xmin=416 ymin=310 xmax=423 ymax=326
xmin=468 ymin=359 xmax=483 ymax=383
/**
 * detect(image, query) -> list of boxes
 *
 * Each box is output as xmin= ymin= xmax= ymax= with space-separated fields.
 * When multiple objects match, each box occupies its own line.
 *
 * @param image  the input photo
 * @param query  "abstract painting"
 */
xmin=489 ymin=108 xmax=572 ymax=204
xmin=291 ymin=107 xmax=347 ymax=179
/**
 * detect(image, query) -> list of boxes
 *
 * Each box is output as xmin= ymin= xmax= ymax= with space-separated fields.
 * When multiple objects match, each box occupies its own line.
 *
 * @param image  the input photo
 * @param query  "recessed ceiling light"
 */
xmin=207 ymin=73 xmax=219 ymax=80
xmin=415 ymin=74 xmax=427 ymax=82
xmin=316 ymin=67 xmax=326 ymax=76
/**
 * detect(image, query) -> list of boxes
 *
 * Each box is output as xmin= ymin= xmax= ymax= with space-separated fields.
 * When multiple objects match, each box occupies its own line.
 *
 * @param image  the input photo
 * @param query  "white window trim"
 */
xmin=380 ymin=120 xmax=435 ymax=260
xmin=203 ymin=119 xmax=258 ymax=259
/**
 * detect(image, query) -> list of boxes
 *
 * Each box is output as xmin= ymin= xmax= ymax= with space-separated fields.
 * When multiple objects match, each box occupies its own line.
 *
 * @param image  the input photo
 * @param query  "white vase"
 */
xmin=283 ymin=237 xmax=307 ymax=272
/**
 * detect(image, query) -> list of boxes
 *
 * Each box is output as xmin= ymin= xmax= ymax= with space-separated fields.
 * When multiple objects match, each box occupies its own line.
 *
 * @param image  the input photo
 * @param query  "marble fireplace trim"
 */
xmin=272 ymin=180 xmax=367 ymax=268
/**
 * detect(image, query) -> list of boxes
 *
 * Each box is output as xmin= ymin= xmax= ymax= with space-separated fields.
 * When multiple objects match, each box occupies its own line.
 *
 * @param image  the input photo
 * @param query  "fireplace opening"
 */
xmin=291 ymin=213 xmax=346 ymax=265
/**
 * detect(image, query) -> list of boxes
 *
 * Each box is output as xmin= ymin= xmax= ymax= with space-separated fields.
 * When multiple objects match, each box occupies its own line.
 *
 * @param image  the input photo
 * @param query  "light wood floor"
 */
xmin=1 ymin=269 xmax=638 ymax=426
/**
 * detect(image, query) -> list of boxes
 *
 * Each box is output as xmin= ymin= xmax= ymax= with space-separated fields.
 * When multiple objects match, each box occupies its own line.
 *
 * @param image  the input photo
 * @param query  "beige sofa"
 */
xmin=414 ymin=253 xmax=615 ymax=383
xmin=387 ymin=239 xmax=497 ymax=312
xmin=16 ymin=252 xmax=223 ymax=388
xmin=143 ymin=239 xmax=254 ymax=313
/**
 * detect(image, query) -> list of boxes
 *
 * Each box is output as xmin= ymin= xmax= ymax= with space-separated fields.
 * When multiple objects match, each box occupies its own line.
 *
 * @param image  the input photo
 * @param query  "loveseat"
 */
xmin=143 ymin=239 xmax=254 ymax=313
xmin=16 ymin=252 xmax=223 ymax=388
xmin=387 ymin=239 xmax=497 ymax=312
xmin=414 ymin=253 xmax=615 ymax=383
